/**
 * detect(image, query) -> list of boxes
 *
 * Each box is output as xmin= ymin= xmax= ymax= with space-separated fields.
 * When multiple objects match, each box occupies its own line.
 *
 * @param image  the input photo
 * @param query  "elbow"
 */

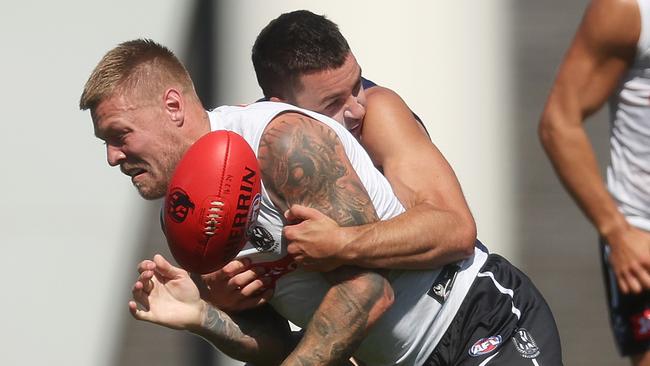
xmin=458 ymin=224 xmax=477 ymax=259
xmin=366 ymin=275 xmax=394 ymax=328
xmin=379 ymin=279 xmax=395 ymax=312
xmin=538 ymin=111 xmax=564 ymax=152
xmin=419 ymin=209 xmax=476 ymax=264
xmin=454 ymin=213 xmax=477 ymax=259
xmin=538 ymin=118 xmax=552 ymax=148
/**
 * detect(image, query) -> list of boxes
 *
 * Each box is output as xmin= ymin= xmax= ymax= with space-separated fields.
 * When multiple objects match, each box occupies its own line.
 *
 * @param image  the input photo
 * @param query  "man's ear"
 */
xmin=163 ymin=88 xmax=184 ymax=126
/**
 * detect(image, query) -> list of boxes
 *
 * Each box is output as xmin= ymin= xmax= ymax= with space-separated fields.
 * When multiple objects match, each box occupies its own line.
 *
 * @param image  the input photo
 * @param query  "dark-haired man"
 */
xmin=206 ymin=9 xmax=478 ymax=314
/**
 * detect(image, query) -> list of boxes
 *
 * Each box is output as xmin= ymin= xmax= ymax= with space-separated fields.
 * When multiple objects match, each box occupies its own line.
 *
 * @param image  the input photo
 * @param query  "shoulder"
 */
xmin=363 ymin=86 xmax=416 ymax=124
xmin=580 ymin=0 xmax=640 ymax=51
xmin=265 ymin=111 xmax=336 ymax=135
xmin=365 ymin=85 xmax=402 ymax=103
xmin=362 ymin=86 xmax=425 ymax=136
xmin=261 ymin=111 xmax=340 ymax=152
xmin=360 ymin=86 xmax=431 ymax=166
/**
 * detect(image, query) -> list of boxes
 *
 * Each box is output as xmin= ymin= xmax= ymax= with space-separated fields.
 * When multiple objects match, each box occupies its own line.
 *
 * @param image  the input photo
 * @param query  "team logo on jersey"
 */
xmin=511 ymin=328 xmax=540 ymax=359
xmin=249 ymin=225 xmax=278 ymax=252
xmin=630 ymin=310 xmax=650 ymax=340
xmin=245 ymin=194 xmax=262 ymax=236
xmin=469 ymin=335 xmax=502 ymax=357
xmin=167 ymin=188 xmax=195 ymax=223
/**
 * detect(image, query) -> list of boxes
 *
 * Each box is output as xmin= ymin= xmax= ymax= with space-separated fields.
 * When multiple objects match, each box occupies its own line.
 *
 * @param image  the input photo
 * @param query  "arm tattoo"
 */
xmin=193 ymin=304 xmax=293 ymax=365
xmin=200 ymin=305 xmax=247 ymax=351
xmin=260 ymin=114 xmax=392 ymax=366
xmin=259 ymin=115 xmax=378 ymax=226
xmin=283 ymin=267 xmax=390 ymax=366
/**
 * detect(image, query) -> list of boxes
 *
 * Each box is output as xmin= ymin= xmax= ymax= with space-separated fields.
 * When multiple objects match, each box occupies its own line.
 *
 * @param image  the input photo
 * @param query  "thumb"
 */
xmin=153 ymin=254 xmax=185 ymax=279
xmin=285 ymin=204 xmax=324 ymax=223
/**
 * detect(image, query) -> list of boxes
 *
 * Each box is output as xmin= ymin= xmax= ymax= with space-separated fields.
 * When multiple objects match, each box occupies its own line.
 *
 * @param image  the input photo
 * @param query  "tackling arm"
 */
xmin=538 ymin=0 xmax=650 ymax=293
xmin=283 ymin=87 xmax=476 ymax=271
xmin=259 ymin=112 xmax=394 ymax=365
xmin=350 ymin=86 xmax=476 ymax=268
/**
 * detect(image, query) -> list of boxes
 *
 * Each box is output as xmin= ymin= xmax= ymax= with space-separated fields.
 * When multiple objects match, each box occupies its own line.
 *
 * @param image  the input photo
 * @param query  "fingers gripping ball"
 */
xmin=163 ymin=131 xmax=262 ymax=274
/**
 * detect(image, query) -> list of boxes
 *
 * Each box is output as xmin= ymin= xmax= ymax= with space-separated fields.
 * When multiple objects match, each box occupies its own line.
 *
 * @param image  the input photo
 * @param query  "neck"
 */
xmin=187 ymin=107 xmax=212 ymax=144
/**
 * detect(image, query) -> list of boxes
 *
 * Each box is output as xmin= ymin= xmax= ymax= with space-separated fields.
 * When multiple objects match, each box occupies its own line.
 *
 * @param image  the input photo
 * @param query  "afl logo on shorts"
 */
xmin=167 ymin=188 xmax=195 ymax=223
xmin=249 ymin=225 xmax=277 ymax=252
xmin=469 ymin=335 xmax=502 ymax=357
xmin=511 ymin=328 xmax=540 ymax=359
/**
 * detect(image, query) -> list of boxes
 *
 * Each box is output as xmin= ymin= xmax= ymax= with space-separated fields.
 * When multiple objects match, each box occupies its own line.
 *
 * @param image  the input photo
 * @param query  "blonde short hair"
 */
xmin=79 ymin=39 xmax=194 ymax=111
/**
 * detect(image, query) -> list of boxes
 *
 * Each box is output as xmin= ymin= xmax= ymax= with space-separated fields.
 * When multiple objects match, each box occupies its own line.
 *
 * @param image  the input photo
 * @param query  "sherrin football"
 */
xmin=163 ymin=130 xmax=262 ymax=274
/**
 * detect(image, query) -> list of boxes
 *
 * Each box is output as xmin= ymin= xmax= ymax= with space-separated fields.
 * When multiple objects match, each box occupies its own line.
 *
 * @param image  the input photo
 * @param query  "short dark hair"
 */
xmin=252 ymin=10 xmax=351 ymax=98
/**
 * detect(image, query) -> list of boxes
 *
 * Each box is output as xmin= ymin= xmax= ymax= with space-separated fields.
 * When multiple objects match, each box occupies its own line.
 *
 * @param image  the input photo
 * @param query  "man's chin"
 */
xmin=134 ymin=183 xmax=166 ymax=200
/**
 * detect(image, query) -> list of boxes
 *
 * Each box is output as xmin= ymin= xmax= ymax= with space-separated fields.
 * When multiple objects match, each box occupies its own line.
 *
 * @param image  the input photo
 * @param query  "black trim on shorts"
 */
xmin=424 ymin=254 xmax=563 ymax=365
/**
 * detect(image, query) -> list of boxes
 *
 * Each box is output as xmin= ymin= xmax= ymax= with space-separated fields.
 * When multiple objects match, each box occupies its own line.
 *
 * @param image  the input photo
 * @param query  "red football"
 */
xmin=163 ymin=130 xmax=262 ymax=274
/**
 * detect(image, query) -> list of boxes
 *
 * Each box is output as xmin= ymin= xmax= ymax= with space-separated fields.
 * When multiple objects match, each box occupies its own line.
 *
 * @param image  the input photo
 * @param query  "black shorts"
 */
xmin=425 ymin=254 xmax=563 ymax=365
xmin=600 ymin=238 xmax=650 ymax=356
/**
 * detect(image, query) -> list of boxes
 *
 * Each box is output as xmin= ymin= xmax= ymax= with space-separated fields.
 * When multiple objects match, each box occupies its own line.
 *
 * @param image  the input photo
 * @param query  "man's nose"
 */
xmin=344 ymin=96 xmax=366 ymax=120
xmin=107 ymin=144 xmax=126 ymax=166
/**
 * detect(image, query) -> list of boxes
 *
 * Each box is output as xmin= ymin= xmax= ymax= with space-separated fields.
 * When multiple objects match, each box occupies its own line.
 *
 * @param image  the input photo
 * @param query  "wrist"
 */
xmin=338 ymin=224 xmax=372 ymax=266
xmin=599 ymin=215 xmax=631 ymax=243
xmin=188 ymin=300 xmax=211 ymax=333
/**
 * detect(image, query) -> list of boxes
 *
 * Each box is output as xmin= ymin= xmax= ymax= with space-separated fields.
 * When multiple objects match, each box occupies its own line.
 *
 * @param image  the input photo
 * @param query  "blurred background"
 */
xmin=0 ymin=0 xmax=618 ymax=365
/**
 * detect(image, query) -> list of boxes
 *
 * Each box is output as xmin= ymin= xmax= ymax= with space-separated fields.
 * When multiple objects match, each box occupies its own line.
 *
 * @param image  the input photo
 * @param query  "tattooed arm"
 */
xmin=259 ymin=112 xmax=395 ymax=365
xmin=129 ymin=254 xmax=295 ymax=365
xmin=193 ymin=304 xmax=296 ymax=365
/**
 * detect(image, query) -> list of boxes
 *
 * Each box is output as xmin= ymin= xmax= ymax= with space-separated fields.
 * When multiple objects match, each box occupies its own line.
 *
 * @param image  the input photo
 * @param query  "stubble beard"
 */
xmin=136 ymin=136 xmax=189 ymax=200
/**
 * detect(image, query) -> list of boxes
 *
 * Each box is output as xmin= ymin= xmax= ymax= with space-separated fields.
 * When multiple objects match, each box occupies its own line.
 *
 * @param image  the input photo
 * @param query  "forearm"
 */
xmin=339 ymin=203 xmax=475 ymax=269
xmin=356 ymin=87 xmax=476 ymax=269
xmin=282 ymin=267 xmax=393 ymax=365
xmin=539 ymin=114 xmax=629 ymax=239
xmin=191 ymin=303 xmax=295 ymax=365
xmin=537 ymin=0 xmax=639 ymax=240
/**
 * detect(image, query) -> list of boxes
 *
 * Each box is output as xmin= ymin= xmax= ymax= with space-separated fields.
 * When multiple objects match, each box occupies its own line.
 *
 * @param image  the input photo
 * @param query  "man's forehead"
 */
xmin=94 ymin=93 xmax=142 ymax=118
xmin=91 ymin=95 xmax=135 ymax=134
xmin=298 ymin=57 xmax=362 ymax=100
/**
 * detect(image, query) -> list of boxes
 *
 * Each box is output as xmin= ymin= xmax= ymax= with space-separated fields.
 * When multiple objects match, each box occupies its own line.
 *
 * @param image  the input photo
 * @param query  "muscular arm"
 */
xmin=283 ymin=87 xmax=476 ymax=271
xmin=538 ymin=0 xmax=650 ymax=293
xmin=259 ymin=113 xmax=394 ymax=365
xmin=351 ymin=86 xmax=476 ymax=268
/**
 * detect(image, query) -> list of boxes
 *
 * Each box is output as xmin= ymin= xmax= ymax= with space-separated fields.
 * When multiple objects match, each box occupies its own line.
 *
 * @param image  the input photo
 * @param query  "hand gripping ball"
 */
xmin=163 ymin=130 xmax=262 ymax=274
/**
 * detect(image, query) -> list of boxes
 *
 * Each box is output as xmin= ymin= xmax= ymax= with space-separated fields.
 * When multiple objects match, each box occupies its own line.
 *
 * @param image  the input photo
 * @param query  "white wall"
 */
xmin=215 ymin=1 xmax=516 ymax=258
xmin=0 ymin=2 xmax=190 ymax=365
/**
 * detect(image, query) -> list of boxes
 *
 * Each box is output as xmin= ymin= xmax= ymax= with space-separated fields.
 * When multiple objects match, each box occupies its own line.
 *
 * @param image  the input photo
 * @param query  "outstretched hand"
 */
xmin=128 ymin=254 xmax=205 ymax=330
xmin=607 ymin=227 xmax=650 ymax=294
xmin=283 ymin=204 xmax=348 ymax=272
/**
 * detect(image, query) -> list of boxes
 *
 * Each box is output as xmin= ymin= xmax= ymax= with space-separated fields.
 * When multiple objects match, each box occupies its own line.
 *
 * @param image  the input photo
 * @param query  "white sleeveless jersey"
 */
xmin=208 ymin=102 xmax=487 ymax=366
xmin=607 ymin=0 xmax=650 ymax=231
